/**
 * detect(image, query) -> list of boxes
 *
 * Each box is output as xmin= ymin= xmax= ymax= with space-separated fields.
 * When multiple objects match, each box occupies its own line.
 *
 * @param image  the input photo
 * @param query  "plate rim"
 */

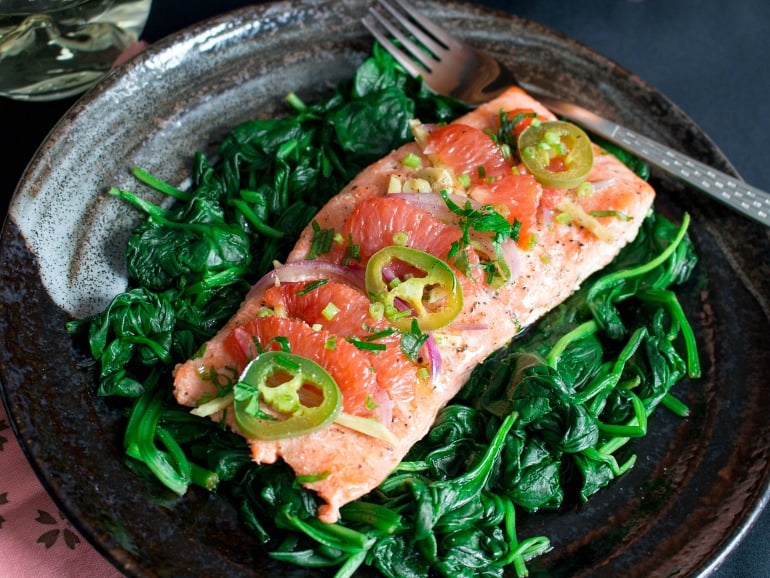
xmin=2 ymin=1 xmax=769 ymax=576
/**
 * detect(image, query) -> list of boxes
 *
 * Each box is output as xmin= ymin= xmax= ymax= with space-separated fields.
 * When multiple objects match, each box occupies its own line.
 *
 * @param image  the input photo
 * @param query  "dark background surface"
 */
xmin=2 ymin=1 xmax=768 ymax=576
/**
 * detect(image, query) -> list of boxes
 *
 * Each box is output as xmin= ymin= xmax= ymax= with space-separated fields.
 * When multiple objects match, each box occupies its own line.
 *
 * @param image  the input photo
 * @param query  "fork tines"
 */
xmin=361 ymin=0 xmax=460 ymax=78
xmin=361 ymin=0 xmax=517 ymax=104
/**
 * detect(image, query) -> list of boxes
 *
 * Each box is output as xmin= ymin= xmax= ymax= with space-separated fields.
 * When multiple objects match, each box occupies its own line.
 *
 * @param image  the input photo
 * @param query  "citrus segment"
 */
xmin=424 ymin=122 xmax=542 ymax=242
xmin=223 ymin=315 xmax=382 ymax=417
xmin=261 ymin=280 xmax=376 ymax=338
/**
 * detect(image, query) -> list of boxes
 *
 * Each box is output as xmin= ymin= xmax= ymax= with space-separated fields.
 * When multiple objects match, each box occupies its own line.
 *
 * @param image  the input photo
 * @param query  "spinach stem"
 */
xmin=546 ymin=319 xmax=598 ymax=368
xmin=125 ymin=394 xmax=191 ymax=496
xmin=283 ymin=512 xmax=372 ymax=554
xmin=340 ymin=502 xmax=403 ymax=535
xmin=231 ymin=198 xmax=285 ymax=238
xmin=598 ymin=391 xmax=648 ymax=437
xmin=132 ymin=166 xmax=192 ymax=201
xmin=588 ymin=213 xmax=691 ymax=300
xmin=638 ymin=288 xmax=701 ymax=378
xmin=661 ymin=392 xmax=690 ymax=417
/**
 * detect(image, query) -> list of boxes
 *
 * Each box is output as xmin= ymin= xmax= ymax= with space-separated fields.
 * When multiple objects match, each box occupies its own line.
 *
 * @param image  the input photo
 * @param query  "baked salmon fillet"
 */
xmin=173 ymin=86 xmax=655 ymax=523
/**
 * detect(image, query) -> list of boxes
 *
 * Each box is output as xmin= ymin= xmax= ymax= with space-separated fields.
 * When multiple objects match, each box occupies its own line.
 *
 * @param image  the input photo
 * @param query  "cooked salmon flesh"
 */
xmin=172 ymin=87 xmax=655 ymax=523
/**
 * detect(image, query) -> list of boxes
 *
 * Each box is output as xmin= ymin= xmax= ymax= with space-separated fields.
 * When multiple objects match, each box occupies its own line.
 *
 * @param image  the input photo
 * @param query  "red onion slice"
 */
xmin=470 ymin=233 xmax=520 ymax=284
xmin=246 ymin=260 xmax=366 ymax=302
xmin=388 ymin=192 xmax=481 ymax=223
xmin=232 ymin=325 xmax=257 ymax=360
xmin=424 ymin=333 xmax=442 ymax=382
xmin=499 ymin=239 xmax=520 ymax=282
xmin=370 ymin=388 xmax=394 ymax=427
xmin=589 ymin=177 xmax=618 ymax=192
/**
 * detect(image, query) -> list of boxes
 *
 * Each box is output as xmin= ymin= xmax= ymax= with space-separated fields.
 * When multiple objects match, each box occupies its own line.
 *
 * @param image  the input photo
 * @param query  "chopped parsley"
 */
xmin=307 ymin=220 xmax=335 ymax=259
xmin=400 ymin=319 xmax=429 ymax=361
xmin=441 ymin=190 xmax=520 ymax=284
xmin=296 ymin=278 xmax=329 ymax=296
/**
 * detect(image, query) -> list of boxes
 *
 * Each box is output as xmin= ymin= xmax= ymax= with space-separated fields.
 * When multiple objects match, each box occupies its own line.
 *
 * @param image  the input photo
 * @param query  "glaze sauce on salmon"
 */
xmin=173 ymin=87 xmax=655 ymax=523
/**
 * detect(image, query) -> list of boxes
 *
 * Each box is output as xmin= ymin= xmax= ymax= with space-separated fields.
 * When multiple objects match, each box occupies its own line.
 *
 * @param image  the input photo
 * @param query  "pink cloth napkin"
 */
xmin=0 ymin=398 xmax=123 ymax=578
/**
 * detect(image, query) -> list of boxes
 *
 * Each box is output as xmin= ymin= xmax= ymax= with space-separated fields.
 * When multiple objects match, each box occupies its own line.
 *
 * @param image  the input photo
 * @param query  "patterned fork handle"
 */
xmin=525 ymin=89 xmax=770 ymax=228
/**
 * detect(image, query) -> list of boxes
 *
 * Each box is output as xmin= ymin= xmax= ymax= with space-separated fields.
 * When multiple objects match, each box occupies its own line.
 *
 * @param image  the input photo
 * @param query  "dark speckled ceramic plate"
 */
xmin=2 ymin=1 xmax=769 ymax=576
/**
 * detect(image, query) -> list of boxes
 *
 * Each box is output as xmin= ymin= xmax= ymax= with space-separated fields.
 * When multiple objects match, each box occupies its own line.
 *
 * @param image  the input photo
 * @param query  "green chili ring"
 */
xmin=234 ymin=351 xmax=342 ymax=440
xmin=365 ymin=245 xmax=463 ymax=331
xmin=518 ymin=120 xmax=594 ymax=189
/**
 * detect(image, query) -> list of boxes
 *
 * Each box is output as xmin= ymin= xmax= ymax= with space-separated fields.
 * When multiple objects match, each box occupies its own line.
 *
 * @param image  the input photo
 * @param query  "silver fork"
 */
xmin=361 ymin=0 xmax=515 ymax=105
xmin=361 ymin=0 xmax=770 ymax=228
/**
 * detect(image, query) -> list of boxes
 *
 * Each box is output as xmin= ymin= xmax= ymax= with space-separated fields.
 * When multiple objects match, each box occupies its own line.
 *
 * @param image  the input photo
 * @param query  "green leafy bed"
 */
xmin=67 ymin=44 xmax=700 ymax=577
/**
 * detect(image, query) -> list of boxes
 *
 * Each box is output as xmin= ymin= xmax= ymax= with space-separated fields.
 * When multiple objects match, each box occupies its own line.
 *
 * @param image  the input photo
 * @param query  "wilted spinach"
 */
xmin=67 ymin=41 xmax=700 ymax=578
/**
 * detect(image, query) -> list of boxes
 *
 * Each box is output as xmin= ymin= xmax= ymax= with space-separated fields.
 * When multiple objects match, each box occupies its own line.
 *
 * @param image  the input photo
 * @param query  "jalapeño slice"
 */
xmin=233 ymin=351 xmax=341 ymax=440
xmin=365 ymin=245 xmax=463 ymax=331
xmin=518 ymin=120 xmax=594 ymax=189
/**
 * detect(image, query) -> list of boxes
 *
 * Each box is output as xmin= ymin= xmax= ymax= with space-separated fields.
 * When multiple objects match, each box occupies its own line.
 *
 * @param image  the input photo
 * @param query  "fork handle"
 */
xmin=609 ymin=125 xmax=770 ymax=227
